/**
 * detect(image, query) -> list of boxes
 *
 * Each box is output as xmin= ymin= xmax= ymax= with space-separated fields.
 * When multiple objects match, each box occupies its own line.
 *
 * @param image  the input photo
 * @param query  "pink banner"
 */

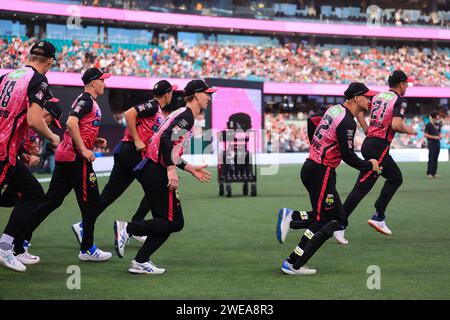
xmin=1 ymin=1 xmax=449 ymax=40
xmin=0 ymin=69 xmax=191 ymax=90
xmin=264 ymin=82 xmax=450 ymax=98
xmin=1 ymin=69 xmax=448 ymax=98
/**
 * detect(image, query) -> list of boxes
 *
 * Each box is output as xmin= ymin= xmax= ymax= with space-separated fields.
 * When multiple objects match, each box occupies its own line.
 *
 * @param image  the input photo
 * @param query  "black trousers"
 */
xmin=301 ymin=160 xmax=345 ymax=229
xmin=127 ymin=159 xmax=184 ymax=263
xmin=343 ymin=137 xmax=403 ymax=224
xmin=427 ymin=140 xmax=440 ymax=176
xmin=1 ymin=160 xmax=44 ymax=248
xmin=289 ymin=160 xmax=343 ymax=269
xmin=99 ymin=141 xmax=151 ymax=221
xmin=17 ymin=159 xmax=101 ymax=252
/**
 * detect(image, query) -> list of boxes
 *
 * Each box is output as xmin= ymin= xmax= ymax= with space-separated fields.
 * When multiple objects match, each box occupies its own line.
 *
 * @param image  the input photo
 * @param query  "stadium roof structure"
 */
xmin=1 ymin=1 xmax=450 ymax=41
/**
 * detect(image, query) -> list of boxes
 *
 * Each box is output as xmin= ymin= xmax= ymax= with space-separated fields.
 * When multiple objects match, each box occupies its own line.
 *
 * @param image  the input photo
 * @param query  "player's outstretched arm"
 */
xmin=185 ymin=163 xmax=212 ymax=182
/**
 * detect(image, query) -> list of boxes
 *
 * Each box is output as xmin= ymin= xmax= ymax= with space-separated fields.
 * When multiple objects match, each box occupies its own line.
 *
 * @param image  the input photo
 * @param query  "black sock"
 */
xmin=287 ymin=236 xmax=309 ymax=265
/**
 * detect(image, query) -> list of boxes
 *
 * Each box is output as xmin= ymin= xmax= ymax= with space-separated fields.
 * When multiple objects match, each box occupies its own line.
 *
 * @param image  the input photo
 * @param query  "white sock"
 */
xmin=0 ymin=233 xmax=14 ymax=250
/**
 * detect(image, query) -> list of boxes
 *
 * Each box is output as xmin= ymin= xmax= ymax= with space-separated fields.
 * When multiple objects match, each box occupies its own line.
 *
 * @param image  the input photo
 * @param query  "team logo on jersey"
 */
xmin=89 ymin=173 xmax=97 ymax=186
xmin=96 ymin=109 xmax=102 ymax=118
xmin=325 ymin=194 xmax=334 ymax=205
xmin=157 ymin=117 xmax=163 ymax=124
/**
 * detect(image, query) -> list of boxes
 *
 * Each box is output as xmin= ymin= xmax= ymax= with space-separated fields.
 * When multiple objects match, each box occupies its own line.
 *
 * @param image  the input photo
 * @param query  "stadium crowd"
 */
xmin=265 ymin=112 xmax=450 ymax=152
xmin=1 ymin=36 xmax=449 ymax=87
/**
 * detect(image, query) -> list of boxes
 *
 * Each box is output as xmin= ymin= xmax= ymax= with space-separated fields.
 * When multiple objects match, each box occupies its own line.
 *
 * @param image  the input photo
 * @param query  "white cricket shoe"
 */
xmin=368 ymin=218 xmax=392 ymax=235
xmin=0 ymin=248 xmax=26 ymax=272
xmin=333 ymin=229 xmax=349 ymax=245
xmin=72 ymin=222 xmax=83 ymax=245
xmin=276 ymin=208 xmax=293 ymax=244
xmin=114 ymin=220 xmax=129 ymax=258
xmin=15 ymin=252 xmax=40 ymax=265
xmin=281 ymin=260 xmax=316 ymax=275
xmin=132 ymin=235 xmax=147 ymax=244
xmin=78 ymin=246 xmax=112 ymax=262
xmin=128 ymin=259 xmax=165 ymax=275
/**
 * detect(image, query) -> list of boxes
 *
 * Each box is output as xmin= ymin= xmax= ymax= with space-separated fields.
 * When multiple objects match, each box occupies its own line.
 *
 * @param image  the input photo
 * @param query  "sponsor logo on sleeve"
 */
xmin=179 ymin=119 xmax=189 ymax=128
xmin=138 ymin=104 xmax=146 ymax=112
xmin=400 ymin=102 xmax=407 ymax=116
xmin=347 ymin=129 xmax=354 ymax=139
xmin=35 ymin=90 xmax=44 ymax=100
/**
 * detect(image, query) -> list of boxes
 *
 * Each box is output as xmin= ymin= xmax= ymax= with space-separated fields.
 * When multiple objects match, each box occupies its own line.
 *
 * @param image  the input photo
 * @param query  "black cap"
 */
xmin=388 ymin=70 xmax=413 ymax=87
xmin=44 ymin=97 xmax=62 ymax=129
xmin=344 ymin=82 xmax=378 ymax=100
xmin=82 ymin=68 xmax=111 ymax=85
xmin=30 ymin=40 xmax=56 ymax=60
xmin=153 ymin=80 xmax=178 ymax=97
xmin=184 ymin=80 xmax=217 ymax=97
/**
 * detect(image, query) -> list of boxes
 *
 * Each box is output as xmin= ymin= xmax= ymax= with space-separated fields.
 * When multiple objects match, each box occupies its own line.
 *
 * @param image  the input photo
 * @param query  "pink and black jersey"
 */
xmin=307 ymin=111 xmax=325 ymax=143
xmin=0 ymin=66 xmax=51 ymax=166
xmin=55 ymin=92 xmax=101 ymax=162
xmin=146 ymin=107 xmax=194 ymax=168
xmin=122 ymin=99 xmax=164 ymax=151
xmin=367 ymin=90 xmax=407 ymax=144
xmin=309 ymin=104 xmax=372 ymax=171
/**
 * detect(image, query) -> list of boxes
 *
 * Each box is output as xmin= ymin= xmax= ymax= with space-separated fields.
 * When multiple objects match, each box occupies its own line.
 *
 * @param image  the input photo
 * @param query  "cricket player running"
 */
xmin=114 ymin=80 xmax=214 ymax=274
xmin=0 ymin=41 xmax=61 ymax=272
xmin=14 ymin=68 xmax=113 ymax=262
xmin=339 ymin=70 xmax=416 ymax=242
xmin=71 ymin=80 xmax=178 ymax=245
xmin=279 ymin=83 xmax=380 ymax=275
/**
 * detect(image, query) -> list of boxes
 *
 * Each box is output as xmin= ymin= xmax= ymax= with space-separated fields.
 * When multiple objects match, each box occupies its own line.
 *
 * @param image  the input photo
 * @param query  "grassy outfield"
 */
xmin=0 ymin=162 xmax=449 ymax=300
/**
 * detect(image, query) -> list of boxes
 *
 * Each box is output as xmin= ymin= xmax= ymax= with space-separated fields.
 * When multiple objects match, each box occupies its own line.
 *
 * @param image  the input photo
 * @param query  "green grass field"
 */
xmin=1 ymin=162 xmax=449 ymax=300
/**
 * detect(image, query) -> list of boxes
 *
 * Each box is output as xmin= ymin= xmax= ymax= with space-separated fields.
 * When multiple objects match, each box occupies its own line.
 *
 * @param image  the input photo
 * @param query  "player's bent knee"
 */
xmin=170 ymin=220 xmax=184 ymax=233
xmin=322 ymin=220 xmax=340 ymax=237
